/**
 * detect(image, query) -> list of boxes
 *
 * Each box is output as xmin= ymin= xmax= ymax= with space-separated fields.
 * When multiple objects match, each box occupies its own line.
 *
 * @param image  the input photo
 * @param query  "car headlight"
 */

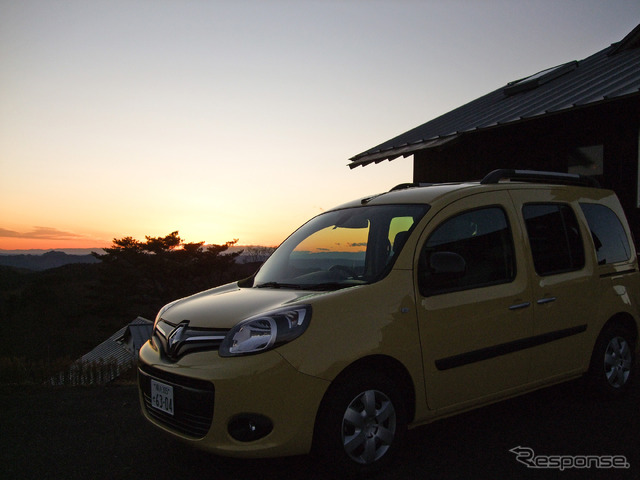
xmin=219 ymin=305 xmax=311 ymax=357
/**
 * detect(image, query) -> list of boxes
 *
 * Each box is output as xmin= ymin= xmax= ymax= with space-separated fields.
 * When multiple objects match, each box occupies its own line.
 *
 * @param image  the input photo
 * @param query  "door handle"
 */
xmin=509 ymin=302 xmax=531 ymax=311
xmin=537 ymin=297 xmax=557 ymax=305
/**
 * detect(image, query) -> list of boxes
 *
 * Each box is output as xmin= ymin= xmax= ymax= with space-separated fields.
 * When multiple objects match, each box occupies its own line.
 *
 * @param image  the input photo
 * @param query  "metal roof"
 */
xmin=123 ymin=316 xmax=154 ymax=354
xmin=50 ymin=317 xmax=153 ymax=385
xmin=80 ymin=324 xmax=132 ymax=367
xmin=349 ymin=24 xmax=640 ymax=168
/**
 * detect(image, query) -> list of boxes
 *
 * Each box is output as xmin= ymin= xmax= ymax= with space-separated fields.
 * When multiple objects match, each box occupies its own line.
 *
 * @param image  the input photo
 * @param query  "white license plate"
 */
xmin=150 ymin=379 xmax=174 ymax=416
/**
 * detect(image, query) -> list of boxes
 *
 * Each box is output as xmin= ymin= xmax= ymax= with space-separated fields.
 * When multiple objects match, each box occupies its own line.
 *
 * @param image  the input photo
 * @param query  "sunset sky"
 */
xmin=1 ymin=1 xmax=638 ymax=251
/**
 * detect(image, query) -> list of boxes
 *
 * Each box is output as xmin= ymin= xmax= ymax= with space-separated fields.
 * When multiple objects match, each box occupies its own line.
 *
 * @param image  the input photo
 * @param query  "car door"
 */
xmin=415 ymin=192 xmax=535 ymax=410
xmin=508 ymin=189 xmax=598 ymax=381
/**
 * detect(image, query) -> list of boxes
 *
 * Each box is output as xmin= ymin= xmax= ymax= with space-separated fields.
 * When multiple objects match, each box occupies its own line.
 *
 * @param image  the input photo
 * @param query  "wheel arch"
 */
xmin=317 ymin=355 xmax=417 ymax=424
xmin=589 ymin=311 xmax=639 ymax=373
xmin=599 ymin=312 xmax=639 ymax=347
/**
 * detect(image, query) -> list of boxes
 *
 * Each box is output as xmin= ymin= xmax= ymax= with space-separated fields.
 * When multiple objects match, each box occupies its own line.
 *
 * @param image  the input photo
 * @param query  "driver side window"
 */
xmin=419 ymin=207 xmax=516 ymax=296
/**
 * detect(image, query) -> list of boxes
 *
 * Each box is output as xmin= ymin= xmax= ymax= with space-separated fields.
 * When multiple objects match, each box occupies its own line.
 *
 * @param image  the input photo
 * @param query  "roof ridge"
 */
xmin=611 ymin=23 xmax=640 ymax=55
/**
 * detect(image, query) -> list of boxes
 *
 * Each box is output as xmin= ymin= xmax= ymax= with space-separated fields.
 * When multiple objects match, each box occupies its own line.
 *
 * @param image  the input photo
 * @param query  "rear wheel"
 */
xmin=588 ymin=324 xmax=635 ymax=397
xmin=313 ymin=369 xmax=407 ymax=474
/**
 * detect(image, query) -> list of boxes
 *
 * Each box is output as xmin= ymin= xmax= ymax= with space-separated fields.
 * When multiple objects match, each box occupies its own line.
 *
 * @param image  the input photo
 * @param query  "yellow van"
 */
xmin=138 ymin=169 xmax=639 ymax=473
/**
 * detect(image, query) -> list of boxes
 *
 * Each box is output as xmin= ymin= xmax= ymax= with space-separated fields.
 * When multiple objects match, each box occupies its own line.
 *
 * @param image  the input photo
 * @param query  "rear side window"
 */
xmin=523 ymin=203 xmax=585 ymax=276
xmin=419 ymin=207 xmax=516 ymax=295
xmin=580 ymin=203 xmax=631 ymax=265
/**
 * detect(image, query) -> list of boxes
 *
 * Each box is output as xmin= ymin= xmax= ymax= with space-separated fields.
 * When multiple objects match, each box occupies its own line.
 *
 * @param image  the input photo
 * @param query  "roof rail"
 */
xmin=481 ymin=169 xmax=600 ymax=188
xmin=389 ymin=182 xmax=433 ymax=192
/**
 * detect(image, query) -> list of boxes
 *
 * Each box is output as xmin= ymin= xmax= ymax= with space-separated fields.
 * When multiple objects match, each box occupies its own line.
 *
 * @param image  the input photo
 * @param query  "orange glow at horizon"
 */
xmin=0 ymin=236 xmax=110 ymax=251
xmin=0 ymin=227 xmax=287 ymax=252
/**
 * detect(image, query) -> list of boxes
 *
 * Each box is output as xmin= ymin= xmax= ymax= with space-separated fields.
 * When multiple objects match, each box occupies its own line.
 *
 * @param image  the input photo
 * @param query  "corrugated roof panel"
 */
xmin=350 ymin=24 xmax=640 ymax=167
xmin=80 ymin=324 xmax=133 ymax=367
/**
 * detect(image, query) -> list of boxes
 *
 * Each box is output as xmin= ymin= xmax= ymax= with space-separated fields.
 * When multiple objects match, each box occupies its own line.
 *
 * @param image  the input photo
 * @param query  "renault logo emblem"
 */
xmin=167 ymin=321 xmax=189 ymax=358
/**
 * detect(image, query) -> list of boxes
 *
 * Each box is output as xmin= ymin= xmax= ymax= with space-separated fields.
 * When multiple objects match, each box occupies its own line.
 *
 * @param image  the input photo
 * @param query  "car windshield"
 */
xmin=253 ymin=204 xmax=429 ymax=290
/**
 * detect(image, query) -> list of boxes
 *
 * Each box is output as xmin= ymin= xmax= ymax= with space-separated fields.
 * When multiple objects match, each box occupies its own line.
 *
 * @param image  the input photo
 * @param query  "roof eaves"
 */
xmin=348 ymin=136 xmax=458 ymax=168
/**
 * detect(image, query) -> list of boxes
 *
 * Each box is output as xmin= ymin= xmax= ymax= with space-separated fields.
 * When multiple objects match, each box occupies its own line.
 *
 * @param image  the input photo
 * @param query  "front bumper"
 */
xmin=137 ymin=340 xmax=330 ymax=458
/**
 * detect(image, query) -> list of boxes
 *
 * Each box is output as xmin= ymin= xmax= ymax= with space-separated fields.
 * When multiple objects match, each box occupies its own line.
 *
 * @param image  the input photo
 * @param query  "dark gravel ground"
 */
xmin=1 ymin=372 xmax=638 ymax=480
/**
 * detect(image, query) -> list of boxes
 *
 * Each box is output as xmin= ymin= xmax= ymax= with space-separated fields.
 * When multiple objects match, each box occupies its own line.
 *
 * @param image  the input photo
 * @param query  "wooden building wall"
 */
xmin=413 ymin=96 xmax=640 ymax=240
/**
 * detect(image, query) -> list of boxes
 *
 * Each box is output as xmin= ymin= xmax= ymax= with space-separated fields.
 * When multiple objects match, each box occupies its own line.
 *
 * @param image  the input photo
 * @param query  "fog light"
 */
xmin=228 ymin=414 xmax=273 ymax=442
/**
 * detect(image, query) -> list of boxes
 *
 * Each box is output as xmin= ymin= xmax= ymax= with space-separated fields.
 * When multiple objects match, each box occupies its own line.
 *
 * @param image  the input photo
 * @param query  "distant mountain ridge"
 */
xmin=0 ymin=250 xmax=101 ymax=271
xmin=0 ymin=245 xmax=271 ymax=271
xmin=0 ymin=248 xmax=105 ymax=256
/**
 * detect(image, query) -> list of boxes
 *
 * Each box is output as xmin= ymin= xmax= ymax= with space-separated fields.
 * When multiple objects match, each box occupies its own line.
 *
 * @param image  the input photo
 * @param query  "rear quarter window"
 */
xmin=580 ymin=203 xmax=631 ymax=265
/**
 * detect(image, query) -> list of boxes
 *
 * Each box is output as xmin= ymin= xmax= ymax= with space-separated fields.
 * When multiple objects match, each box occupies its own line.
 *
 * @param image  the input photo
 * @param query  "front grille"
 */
xmin=154 ymin=319 xmax=228 ymax=361
xmin=139 ymin=363 xmax=214 ymax=438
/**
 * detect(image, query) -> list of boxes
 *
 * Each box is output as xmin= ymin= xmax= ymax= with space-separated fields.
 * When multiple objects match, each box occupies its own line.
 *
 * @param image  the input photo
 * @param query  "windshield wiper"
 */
xmin=255 ymin=282 xmax=303 ymax=289
xmin=255 ymin=281 xmax=350 ymax=291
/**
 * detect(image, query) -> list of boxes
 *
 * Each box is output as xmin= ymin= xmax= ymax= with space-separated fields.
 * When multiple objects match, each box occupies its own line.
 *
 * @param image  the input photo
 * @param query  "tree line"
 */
xmin=95 ymin=231 xmax=258 ymax=318
xmin=0 ymin=231 xmax=264 ymax=377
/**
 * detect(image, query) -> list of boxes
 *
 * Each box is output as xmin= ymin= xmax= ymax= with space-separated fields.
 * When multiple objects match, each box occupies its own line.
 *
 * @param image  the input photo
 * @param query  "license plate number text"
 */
xmin=150 ymin=379 xmax=174 ymax=416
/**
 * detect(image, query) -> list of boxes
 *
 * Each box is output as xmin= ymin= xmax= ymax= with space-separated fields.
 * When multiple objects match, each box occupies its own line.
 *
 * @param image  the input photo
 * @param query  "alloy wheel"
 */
xmin=341 ymin=389 xmax=397 ymax=465
xmin=604 ymin=335 xmax=632 ymax=389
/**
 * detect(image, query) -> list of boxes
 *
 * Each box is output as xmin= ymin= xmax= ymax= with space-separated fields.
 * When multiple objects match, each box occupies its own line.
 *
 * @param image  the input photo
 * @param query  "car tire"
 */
xmin=313 ymin=369 xmax=407 ymax=475
xmin=588 ymin=323 xmax=636 ymax=398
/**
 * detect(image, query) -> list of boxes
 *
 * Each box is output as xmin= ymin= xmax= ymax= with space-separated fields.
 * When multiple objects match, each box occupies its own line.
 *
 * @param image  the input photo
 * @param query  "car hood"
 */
xmin=159 ymin=282 xmax=319 ymax=329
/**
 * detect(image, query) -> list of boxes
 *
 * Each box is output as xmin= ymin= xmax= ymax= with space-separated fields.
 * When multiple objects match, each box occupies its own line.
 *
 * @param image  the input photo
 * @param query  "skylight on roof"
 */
xmin=504 ymin=61 xmax=578 ymax=96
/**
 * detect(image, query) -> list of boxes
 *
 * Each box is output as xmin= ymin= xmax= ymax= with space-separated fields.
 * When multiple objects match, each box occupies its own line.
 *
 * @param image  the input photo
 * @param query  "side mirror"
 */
xmin=429 ymin=251 xmax=466 ymax=275
xmin=418 ymin=251 xmax=467 ymax=296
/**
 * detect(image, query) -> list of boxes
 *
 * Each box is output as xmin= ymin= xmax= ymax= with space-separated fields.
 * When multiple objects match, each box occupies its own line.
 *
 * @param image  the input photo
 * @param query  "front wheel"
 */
xmin=313 ymin=370 xmax=407 ymax=474
xmin=588 ymin=324 xmax=636 ymax=397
